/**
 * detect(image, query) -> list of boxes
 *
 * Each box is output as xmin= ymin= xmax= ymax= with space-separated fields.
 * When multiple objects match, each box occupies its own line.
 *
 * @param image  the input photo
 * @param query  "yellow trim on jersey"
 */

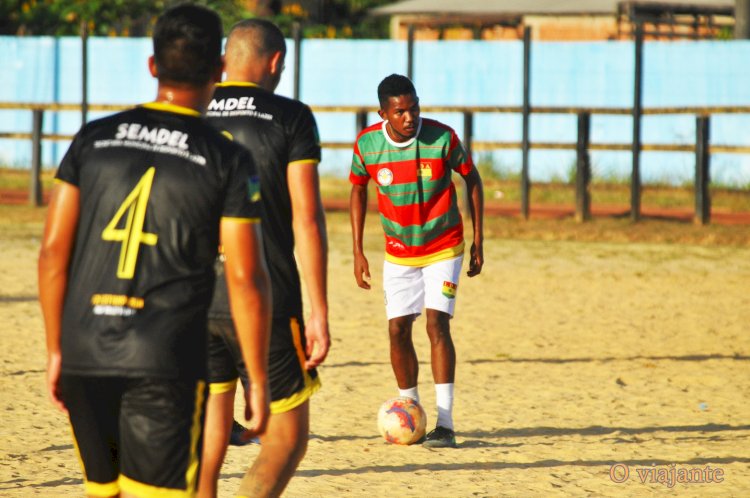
xmin=140 ymin=102 xmax=201 ymax=117
xmin=217 ymin=81 xmax=259 ymax=88
xmin=209 ymin=378 xmax=238 ymax=395
xmin=221 ymin=216 xmax=261 ymax=224
xmin=269 ymin=318 xmax=322 ymax=414
xmin=384 ymin=241 xmax=465 ymax=267
xmin=288 ymin=159 xmax=319 ymax=167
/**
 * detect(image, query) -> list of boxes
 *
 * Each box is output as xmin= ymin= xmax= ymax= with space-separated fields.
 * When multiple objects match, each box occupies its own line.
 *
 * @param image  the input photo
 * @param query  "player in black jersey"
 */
xmin=198 ymin=19 xmax=330 ymax=498
xmin=38 ymin=5 xmax=271 ymax=497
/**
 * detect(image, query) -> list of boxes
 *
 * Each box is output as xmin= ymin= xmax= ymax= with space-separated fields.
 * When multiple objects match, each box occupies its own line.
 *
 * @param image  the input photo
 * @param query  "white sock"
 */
xmin=398 ymin=386 xmax=419 ymax=403
xmin=435 ymin=383 xmax=454 ymax=430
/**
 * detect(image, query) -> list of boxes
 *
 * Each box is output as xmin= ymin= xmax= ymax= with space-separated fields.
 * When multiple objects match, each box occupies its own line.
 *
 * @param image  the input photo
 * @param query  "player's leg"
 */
xmin=236 ymin=316 xmax=320 ymax=498
xmin=421 ymin=255 xmax=463 ymax=448
xmin=388 ymin=314 xmax=420 ymax=390
xmin=237 ymin=401 xmax=309 ymax=498
xmin=425 ymin=308 xmax=456 ymax=385
xmin=383 ymin=260 xmax=425 ymax=398
xmin=59 ymin=375 xmax=124 ymax=498
xmin=118 ymin=377 xmax=206 ymax=497
xmin=197 ymin=388 xmax=235 ymax=498
xmin=198 ymin=318 xmax=243 ymax=498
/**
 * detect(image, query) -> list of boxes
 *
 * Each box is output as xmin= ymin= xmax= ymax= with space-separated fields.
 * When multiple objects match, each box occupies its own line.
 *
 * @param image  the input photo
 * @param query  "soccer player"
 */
xmin=38 ymin=4 xmax=271 ymax=497
xmin=198 ymin=19 xmax=329 ymax=498
xmin=349 ymin=74 xmax=484 ymax=449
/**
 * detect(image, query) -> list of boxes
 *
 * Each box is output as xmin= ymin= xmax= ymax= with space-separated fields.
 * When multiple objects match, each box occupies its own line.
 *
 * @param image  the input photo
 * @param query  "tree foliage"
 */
xmin=0 ymin=0 xmax=396 ymax=37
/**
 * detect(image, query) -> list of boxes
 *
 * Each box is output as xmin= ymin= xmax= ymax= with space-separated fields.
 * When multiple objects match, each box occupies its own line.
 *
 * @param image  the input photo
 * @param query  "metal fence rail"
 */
xmin=3 ymin=102 xmax=750 ymax=224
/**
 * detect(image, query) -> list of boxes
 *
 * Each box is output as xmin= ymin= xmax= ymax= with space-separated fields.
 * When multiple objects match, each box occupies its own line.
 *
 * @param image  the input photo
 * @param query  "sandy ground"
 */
xmin=1 ymin=211 xmax=749 ymax=497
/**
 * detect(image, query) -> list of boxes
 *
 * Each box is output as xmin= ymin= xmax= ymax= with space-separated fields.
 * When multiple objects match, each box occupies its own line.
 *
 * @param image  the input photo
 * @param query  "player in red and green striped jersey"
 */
xmin=350 ymin=74 xmax=484 ymax=449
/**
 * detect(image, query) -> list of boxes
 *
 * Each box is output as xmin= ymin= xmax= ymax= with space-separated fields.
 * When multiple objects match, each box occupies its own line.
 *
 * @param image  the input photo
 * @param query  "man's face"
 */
xmin=379 ymin=93 xmax=420 ymax=142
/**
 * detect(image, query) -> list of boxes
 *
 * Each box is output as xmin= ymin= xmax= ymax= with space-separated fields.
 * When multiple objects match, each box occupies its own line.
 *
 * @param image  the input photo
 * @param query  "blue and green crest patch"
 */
xmin=248 ymin=176 xmax=261 ymax=202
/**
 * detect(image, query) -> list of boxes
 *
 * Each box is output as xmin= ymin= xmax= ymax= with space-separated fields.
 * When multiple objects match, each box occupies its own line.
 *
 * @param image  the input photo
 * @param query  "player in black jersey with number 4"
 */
xmin=38 ymin=5 xmax=271 ymax=498
xmin=198 ymin=19 xmax=330 ymax=498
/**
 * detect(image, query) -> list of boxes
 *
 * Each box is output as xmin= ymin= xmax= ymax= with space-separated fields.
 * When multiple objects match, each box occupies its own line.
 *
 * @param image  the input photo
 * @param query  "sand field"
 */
xmin=1 ymin=211 xmax=749 ymax=497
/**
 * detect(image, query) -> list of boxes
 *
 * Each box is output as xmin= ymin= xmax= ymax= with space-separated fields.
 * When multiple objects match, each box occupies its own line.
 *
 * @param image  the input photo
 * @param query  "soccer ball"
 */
xmin=377 ymin=396 xmax=427 ymax=445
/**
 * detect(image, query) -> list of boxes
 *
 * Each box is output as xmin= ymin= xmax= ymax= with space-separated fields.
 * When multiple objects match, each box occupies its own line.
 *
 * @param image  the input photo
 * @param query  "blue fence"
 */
xmin=2 ymin=36 xmax=750 ymax=185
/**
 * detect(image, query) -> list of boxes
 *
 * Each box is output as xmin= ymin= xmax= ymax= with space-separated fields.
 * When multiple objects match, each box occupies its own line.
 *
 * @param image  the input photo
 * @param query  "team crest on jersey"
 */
xmin=248 ymin=176 xmax=261 ymax=202
xmin=442 ymin=281 xmax=457 ymax=299
xmin=419 ymin=162 xmax=432 ymax=179
xmin=377 ymin=168 xmax=394 ymax=186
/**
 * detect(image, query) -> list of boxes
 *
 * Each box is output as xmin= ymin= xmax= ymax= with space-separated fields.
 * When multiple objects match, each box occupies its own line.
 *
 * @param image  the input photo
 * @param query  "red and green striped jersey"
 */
xmin=350 ymin=118 xmax=473 ymax=266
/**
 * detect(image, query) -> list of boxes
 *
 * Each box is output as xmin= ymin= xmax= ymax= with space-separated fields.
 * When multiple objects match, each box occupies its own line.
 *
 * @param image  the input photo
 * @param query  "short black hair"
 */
xmin=377 ymin=74 xmax=416 ymax=108
xmin=152 ymin=3 xmax=223 ymax=86
xmin=228 ymin=18 xmax=286 ymax=56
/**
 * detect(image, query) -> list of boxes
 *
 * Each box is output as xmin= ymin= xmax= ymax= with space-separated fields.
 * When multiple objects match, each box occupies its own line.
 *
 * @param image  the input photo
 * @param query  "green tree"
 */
xmin=0 ymin=0 xmax=397 ymax=37
xmin=1 ymin=0 xmax=253 ymax=36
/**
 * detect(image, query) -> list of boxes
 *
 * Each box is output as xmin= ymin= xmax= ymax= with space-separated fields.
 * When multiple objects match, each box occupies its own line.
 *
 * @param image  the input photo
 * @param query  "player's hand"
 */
xmin=467 ymin=241 xmax=484 ymax=277
xmin=46 ymin=352 xmax=67 ymax=414
xmin=305 ymin=312 xmax=330 ymax=370
xmin=354 ymin=252 xmax=371 ymax=289
xmin=243 ymin=379 xmax=270 ymax=437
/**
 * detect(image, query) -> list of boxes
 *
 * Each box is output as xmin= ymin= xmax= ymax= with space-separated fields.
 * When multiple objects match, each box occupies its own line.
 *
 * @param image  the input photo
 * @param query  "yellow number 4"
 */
xmin=102 ymin=167 xmax=158 ymax=279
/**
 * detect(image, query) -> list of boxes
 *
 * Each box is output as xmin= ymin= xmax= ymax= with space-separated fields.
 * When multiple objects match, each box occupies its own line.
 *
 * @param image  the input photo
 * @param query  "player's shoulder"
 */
xmin=136 ymin=103 xmax=246 ymax=157
xmin=210 ymin=83 xmax=317 ymax=134
xmin=269 ymin=92 xmax=317 ymax=127
xmin=78 ymin=107 xmax=141 ymax=133
xmin=421 ymin=118 xmax=455 ymax=135
xmin=419 ymin=118 xmax=457 ymax=145
xmin=356 ymin=121 xmax=384 ymax=143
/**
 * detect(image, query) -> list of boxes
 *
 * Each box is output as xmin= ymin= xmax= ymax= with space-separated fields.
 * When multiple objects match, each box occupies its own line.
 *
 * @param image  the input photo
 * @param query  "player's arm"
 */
xmin=350 ymin=182 xmax=371 ymax=290
xmin=288 ymin=160 xmax=330 ymax=369
xmin=221 ymin=219 xmax=272 ymax=436
xmin=459 ymin=165 xmax=484 ymax=277
xmin=38 ymin=181 xmax=80 ymax=413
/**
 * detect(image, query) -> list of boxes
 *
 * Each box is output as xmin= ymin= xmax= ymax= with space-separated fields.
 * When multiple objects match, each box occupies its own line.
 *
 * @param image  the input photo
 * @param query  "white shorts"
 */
xmin=383 ymin=255 xmax=464 ymax=320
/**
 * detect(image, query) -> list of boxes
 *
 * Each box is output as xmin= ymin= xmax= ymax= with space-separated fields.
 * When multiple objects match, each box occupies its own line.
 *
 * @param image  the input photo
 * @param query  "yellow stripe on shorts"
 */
xmin=269 ymin=318 xmax=322 ymax=415
xmin=209 ymin=378 xmax=238 ymax=395
xmin=69 ymin=423 xmax=120 ymax=497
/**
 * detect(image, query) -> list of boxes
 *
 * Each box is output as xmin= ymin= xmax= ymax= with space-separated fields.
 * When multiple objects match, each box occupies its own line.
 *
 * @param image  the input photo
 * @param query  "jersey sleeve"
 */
xmin=349 ymin=138 xmax=370 ymax=185
xmin=288 ymin=105 xmax=321 ymax=166
xmin=447 ymin=130 xmax=473 ymax=176
xmin=222 ymin=148 xmax=262 ymax=222
xmin=55 ymin=132 xmax=85 ymax=186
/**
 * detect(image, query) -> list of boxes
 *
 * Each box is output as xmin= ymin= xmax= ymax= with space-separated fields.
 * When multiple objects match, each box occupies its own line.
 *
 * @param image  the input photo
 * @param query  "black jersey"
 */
xmin=56 ymin=102 xmax=261 ymax=380
xmin=206 ymin=82 xmax=321 ymax=319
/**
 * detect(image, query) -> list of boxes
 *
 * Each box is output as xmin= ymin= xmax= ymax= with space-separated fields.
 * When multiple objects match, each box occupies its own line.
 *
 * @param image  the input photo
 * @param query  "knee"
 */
xmin=426 ymin=315 xmax=451 ymax=344
xmin=387 ymin=319 xmax=411 ymax=342
xmin=291 ymin=436 xmax=308 ymax=465
xmin=266 ymin=428 xmax=308 ymax=464
xmin=273 ymin=434 xmax=307 ymax=470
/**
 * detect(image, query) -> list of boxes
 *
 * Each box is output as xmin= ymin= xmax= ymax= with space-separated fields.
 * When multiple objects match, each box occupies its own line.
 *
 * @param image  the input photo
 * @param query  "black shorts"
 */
xmin=207 ymin=316 xmax=320 ymax=414
xmin=59 ymin=375 xmax=206 ymax=497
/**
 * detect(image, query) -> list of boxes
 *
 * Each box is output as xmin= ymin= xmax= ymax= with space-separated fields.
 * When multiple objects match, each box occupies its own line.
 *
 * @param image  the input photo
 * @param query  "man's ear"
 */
xmin=148 ymin=55 xmax=158 ymax=77
xmin=378 ymin=109 xmax=387 ymax=121
xmin=269 ymin=51 xmax=284 ymax=75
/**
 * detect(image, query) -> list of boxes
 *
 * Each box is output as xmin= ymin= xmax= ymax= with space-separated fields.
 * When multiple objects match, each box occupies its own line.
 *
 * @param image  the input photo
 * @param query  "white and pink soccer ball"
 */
xmin=377 ymin=396 xmax=427 ymax=445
